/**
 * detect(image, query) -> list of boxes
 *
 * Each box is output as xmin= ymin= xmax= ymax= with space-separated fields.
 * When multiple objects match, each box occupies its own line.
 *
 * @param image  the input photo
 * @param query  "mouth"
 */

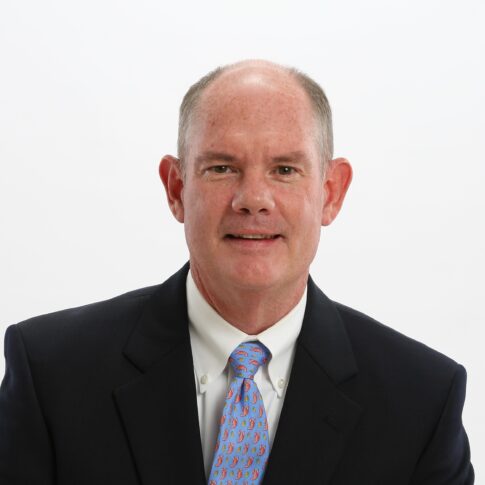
xmin=225 ymin=234 xmax=281 ymax=240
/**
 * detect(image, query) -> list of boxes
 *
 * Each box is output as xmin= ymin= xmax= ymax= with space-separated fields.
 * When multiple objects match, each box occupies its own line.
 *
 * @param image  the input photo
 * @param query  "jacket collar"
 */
xmin=299 ymin=275 xmax=358 ymax=383
xmin=122 ymin=263 xmax=192 ymax=372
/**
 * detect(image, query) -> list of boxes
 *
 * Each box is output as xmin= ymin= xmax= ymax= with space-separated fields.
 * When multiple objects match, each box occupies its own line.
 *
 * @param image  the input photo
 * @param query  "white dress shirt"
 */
xmin=186 ymin=270 xmax=307 ymax=477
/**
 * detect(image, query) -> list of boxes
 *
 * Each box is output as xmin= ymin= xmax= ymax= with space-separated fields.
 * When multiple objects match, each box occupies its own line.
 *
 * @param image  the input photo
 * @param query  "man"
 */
xmin=0 ymin=60 xmax=474 ymax=484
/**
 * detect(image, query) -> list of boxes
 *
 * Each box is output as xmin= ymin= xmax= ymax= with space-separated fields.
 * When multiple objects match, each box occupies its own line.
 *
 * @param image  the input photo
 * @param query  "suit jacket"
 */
xmin=0 ymin=264 xmax=474 ymax=484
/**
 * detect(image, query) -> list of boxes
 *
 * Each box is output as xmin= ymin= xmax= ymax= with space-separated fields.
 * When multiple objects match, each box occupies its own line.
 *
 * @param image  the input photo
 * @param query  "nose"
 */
xmin=231 ymin=173 xmax=276 ymax=215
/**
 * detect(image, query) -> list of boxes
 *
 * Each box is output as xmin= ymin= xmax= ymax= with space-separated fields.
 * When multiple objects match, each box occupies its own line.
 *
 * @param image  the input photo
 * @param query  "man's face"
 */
xmin=162 ymin=69 xmax=349 ymax=295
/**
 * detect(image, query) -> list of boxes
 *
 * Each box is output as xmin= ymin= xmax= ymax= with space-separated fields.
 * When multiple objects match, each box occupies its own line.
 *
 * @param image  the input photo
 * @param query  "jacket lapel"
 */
xmin=113 ymin=264 xmax=206 ymax=485
xmin=264 ymin=278 xmax=362 ymax=485
xmin=112 ymin=265 xmax=361 ymax=485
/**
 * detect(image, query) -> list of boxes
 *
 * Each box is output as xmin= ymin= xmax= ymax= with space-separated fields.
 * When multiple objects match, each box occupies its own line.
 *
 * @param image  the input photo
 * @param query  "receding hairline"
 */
xmin=198 ymin=62 xmax=313 ymax=112
xmin=202 ymin=60 xmax=301 ymax=90
xmin=177 ymin=59 xmax=334 ymax=167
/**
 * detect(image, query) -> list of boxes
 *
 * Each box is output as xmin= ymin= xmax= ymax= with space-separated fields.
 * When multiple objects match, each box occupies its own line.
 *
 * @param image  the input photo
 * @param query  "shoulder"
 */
xmin=9 ymin=285 xmax=161 ymax=362
xmin=6 ymin=264 xmax=191 ymax=367
xmin=335 ymin=302 xmax=458 ymax=366
xmin=333 ymin=301 xmax=464 ymax=398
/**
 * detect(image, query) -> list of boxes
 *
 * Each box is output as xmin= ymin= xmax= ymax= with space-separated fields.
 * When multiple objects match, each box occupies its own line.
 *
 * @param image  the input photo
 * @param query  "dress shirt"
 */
xmin=186 ymin=270 xmax=307 ymax=477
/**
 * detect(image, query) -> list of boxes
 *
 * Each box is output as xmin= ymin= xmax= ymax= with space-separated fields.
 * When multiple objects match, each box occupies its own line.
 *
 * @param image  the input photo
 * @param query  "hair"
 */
xmin=177 ymin=61 xmax=334 ymax=170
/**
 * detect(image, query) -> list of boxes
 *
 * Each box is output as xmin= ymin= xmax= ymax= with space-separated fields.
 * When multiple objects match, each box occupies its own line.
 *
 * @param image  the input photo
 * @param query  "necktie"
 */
xmin=208 ymin=341 xmax=271 ymax=485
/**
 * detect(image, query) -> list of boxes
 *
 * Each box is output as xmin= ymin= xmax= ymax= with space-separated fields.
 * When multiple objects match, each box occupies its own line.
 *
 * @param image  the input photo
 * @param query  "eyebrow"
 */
xmin=195 ymin=152 xmax=237 ymax=165
xmin=271 ymin=151 xmax=310 ymax=165
xmin=195 ymin=150 xmax=310 ymax=165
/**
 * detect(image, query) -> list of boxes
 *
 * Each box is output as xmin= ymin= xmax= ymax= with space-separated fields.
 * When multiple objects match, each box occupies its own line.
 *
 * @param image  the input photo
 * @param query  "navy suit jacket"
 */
xmin=0 ymin=264 xmax=474 ymax=484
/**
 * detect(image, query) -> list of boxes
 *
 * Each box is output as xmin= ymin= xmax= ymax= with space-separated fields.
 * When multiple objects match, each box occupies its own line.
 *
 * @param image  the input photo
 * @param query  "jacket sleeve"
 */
xmin=410 ymin=364 xmax=474 ymax=485
xmin=0 ymin=324 xmax=55 ymax=484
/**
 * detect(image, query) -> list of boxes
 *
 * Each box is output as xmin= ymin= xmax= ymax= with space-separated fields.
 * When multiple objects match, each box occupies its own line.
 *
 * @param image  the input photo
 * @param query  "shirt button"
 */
xmin=278 ymin=378 xmax=285 ymax=389
xmin=200 ymin=374 xmax=208 ymax=385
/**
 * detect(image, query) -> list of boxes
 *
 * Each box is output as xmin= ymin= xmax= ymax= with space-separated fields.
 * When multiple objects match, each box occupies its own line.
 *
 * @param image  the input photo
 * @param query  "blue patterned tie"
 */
xmin=208 ymin=341 xmax=271 ymax=485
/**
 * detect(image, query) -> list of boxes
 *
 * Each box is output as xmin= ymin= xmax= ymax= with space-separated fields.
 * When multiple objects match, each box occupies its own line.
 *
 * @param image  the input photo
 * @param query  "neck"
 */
xmin=190 ymin=265 xmax=307 ymax=335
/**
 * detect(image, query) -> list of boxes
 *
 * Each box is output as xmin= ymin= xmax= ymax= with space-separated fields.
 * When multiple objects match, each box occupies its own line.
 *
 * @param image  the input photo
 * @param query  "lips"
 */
xmin=225 ymin=234 xmax=280 ymax=240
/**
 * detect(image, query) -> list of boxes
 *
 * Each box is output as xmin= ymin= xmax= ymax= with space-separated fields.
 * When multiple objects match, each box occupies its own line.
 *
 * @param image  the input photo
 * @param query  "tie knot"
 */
xmin=229 ymin=341 xmax=270 ymax=379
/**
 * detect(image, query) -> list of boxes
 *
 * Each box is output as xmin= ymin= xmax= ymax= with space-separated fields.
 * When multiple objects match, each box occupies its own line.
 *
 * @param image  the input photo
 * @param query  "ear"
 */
xmin=159 ymin=155 xmax=185 ymax=223
xmin=321 ymin=157 xmax=353 ymax=226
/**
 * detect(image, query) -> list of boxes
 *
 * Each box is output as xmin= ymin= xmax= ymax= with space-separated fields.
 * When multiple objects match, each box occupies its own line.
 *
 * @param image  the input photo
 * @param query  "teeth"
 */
xmin=233 ymin=234 xmax=277 ymax=239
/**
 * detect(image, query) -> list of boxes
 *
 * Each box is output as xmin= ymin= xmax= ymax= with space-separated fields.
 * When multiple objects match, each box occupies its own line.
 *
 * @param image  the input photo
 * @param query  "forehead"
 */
xmin=188 ymin=69 xmax=318 ymax=155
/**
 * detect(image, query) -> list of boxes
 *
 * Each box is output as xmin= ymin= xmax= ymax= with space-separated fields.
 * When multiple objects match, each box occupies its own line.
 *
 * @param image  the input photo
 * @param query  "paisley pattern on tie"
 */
xmin=208 ymin=341 xmax=271 ymax=485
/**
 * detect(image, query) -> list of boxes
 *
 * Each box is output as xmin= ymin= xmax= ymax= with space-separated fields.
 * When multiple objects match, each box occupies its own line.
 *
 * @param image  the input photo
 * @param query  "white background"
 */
xmin=1 ymin=0 xmax=483 ymax=473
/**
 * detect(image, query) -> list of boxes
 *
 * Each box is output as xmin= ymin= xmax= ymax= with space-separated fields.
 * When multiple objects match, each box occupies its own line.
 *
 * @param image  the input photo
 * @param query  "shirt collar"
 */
xmin=187 ymin=270 xmax=307 ymax=397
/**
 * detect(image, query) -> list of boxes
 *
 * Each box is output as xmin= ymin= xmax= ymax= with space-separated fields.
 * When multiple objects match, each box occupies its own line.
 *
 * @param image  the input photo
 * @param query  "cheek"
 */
xmin=283 ymin=193 xmax=323 ymax=251
xmin=183 ymin=189 xmax=228 ymax=239
xmin=284 ymin=188 xmax=324 ymax=225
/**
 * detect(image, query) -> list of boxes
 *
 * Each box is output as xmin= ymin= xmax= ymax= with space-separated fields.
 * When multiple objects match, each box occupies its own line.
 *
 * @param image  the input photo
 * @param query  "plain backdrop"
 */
xmin=1 ymin=0 xmax=483 ymax=473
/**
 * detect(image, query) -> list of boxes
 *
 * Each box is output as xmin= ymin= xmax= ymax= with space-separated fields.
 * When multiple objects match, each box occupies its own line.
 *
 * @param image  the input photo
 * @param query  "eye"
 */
xmin=209 ymin=165 xmax=232 ymax=174
xmin=277 ymin=166 xmax=296 ymax=175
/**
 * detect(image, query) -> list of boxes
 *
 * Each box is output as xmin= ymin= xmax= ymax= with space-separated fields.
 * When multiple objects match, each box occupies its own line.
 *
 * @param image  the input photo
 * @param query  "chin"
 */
xmin=223 ymin=261 xmax=284 ymax=291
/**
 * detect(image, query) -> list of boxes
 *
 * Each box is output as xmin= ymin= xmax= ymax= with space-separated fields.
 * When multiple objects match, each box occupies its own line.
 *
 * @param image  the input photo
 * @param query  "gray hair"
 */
xmin=177 ymin=61 xmax=334 ymax=168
